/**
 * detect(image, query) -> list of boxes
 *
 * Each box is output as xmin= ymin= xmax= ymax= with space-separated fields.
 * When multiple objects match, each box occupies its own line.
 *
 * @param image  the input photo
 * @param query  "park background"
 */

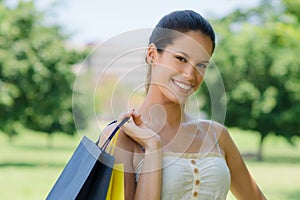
xmin=0 ymin=0 xmax=299 ymax=199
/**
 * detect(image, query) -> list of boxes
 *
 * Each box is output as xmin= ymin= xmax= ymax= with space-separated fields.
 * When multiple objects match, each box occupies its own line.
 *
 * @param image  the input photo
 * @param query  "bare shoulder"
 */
xmin=198 ymin=119 xmax=229 ymax=137
xmin=198 ymin=120 xmax=234 ymax=154
xmin=185 ymin=115 xmax=230 ymax=139
xmin=98 ymin=122 xmax=142 ymax=154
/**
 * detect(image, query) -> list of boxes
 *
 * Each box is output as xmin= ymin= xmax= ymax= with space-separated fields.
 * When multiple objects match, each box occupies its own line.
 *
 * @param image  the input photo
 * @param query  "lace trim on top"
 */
xmin=162 ymin=151 xmax=224 ymax=159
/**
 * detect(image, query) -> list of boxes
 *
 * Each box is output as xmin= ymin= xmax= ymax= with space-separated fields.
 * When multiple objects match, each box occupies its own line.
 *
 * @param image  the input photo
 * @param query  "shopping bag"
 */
xmin=105 ymin=127 xmax=125 ymax=200
xmin=46 ymin=118 xmax=128 ymax=200
xmin=106 ymin=163 xmax=124 ymax=200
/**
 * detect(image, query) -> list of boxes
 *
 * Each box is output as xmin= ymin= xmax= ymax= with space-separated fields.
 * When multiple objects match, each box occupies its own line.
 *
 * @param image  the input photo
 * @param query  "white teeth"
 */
xmin=174 ymin=80 xmax=191 ymax=90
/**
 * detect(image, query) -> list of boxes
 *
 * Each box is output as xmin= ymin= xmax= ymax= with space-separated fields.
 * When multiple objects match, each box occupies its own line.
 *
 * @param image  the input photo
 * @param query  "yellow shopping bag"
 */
xmin=106 ymin=129 xmax=125 ymax=200
xmin=106 ymin=163 xmax=124 ymax=200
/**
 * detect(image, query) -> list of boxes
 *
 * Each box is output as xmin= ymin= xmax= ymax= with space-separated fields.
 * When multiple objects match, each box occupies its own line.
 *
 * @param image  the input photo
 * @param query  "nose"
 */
xmin=182 ymin=63 xmax=196 ymax=82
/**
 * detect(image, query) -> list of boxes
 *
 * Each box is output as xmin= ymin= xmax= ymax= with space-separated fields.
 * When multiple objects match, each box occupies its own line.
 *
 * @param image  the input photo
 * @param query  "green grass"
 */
xmin=0 ymin=127 xmax=300 ymax=199
xmin=0 ymin=130 xmax=80 ymax=200
xmin=227 ymin=128 xmax=300 ymax=200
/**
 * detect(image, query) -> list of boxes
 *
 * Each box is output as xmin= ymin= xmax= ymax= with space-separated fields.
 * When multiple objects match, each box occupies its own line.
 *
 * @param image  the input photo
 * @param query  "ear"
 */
xmin=146 ymin=43 xmax=158 ymax=64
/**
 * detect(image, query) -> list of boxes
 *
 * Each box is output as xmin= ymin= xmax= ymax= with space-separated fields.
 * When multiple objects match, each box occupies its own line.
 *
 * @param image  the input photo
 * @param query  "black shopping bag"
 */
xmin=46 ymin=118 xmax=128 ymax=200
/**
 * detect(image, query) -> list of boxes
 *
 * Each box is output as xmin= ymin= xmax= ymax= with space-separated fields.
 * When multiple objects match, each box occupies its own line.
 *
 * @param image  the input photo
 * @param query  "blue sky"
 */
xmin=10 ymin=0 xmax=260 ymax=45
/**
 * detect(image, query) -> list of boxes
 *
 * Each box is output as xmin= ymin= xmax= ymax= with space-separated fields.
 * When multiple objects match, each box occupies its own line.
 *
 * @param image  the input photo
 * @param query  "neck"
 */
xmin=138 ymin=91 xmax=187 ymax=129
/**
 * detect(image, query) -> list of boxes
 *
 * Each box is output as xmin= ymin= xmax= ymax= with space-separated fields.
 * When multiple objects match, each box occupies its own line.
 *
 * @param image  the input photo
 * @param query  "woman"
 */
xmin=99 ymin=10 xmax=266 ymax=200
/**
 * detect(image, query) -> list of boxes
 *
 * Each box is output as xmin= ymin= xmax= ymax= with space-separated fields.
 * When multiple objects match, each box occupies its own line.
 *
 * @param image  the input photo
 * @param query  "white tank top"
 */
xmin=135 ymin=152 xmax=230 ymax=200
xmin=134 ymin=122 xmax=231 ymax=199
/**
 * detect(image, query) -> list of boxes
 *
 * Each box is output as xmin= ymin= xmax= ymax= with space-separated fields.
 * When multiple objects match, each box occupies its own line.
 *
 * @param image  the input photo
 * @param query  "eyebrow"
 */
xmin=174 ymin=50 xmax=190 ymax=58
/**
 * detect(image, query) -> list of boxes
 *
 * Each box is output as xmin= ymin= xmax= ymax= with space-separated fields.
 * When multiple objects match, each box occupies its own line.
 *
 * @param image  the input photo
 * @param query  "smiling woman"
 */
xmin=147 ymin=30 xmax=213 ymax=104
xmin=145 ymin=34 xmax=210 ymax=104
xmin=98 ymin=10 xmax=266 ymax=200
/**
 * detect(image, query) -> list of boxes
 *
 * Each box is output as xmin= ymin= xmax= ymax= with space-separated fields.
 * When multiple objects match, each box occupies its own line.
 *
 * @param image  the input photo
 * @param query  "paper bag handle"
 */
xmin=98 ymin=117 xmax=130 ymax=151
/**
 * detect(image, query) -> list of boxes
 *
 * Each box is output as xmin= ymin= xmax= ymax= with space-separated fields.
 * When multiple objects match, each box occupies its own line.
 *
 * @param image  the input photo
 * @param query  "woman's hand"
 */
xmin=118 ymin=109 xmax=161 ymax=152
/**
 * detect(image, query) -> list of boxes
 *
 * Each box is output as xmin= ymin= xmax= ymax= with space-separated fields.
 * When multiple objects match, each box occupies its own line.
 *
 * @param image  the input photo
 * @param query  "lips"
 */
xmin=172 ymin=79 xmax=192 ymax=91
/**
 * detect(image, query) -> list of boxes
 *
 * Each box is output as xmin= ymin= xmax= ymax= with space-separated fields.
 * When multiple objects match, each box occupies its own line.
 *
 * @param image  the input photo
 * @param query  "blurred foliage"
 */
xmin=199 ymin=0 xmax=300 ymax=159
xmin=0 ymin=1 xmax=88 ymax=138
xmin=94 ymin=74 xmax=129 ymax=118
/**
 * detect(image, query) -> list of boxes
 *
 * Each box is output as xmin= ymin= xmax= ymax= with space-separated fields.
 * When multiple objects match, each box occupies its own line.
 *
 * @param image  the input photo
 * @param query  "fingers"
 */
xmin=117 ymin=109 xmax=144 ymax=126
xmin=117 ymin=110 xmax=134 ymax=123
xmin=131 ymin=110 xmax=144 ymax=126
xmin=117 ymin=109 xmax=143 ymax=137
xmin=117 ymin=109 xmax=161 ymax=149
xmin=122 ymin=118 xmax=159 ymax=149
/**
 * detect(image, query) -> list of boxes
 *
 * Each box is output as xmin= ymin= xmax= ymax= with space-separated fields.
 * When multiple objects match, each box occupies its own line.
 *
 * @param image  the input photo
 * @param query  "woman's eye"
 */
xmin=175 ymin=56 xmax=187 ymax=63
xmin=197 ymin=63 xmax=207 ymax=69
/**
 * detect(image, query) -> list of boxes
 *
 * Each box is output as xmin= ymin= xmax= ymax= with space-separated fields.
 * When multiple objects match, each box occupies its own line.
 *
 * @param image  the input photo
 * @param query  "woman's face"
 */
xmin=150 ymin=31 xmax=213 ymax=104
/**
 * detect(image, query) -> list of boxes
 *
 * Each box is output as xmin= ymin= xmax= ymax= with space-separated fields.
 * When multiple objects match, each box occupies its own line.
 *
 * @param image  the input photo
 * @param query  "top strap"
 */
xmin=212 ymin=125 xmax=222 ymax=155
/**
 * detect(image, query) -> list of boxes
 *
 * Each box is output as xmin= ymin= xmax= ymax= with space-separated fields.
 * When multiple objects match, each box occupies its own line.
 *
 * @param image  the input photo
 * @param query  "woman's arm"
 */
xmin=133 ymin=138 xmax=162 ymax=200
xmin=216 ymin=124 xmax=266 ymax=200
xmin=99 ymin=111 xmax=162 ymax=200
xmin=121 ymin=112 xmax=162 ymax=200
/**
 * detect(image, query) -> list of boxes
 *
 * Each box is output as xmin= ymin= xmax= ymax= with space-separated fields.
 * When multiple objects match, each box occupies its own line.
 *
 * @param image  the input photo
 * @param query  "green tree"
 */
xmin=0 ymin=1 xmax=88 ymax=141
xmin=199 ymin=0 xmax=300 ymax=159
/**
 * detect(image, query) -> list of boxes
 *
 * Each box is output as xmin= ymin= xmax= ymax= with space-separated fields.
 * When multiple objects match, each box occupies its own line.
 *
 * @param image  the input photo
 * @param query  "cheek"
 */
xmin=151 ymin=66 xmax=168 ymax=86
xmin=153 ymin=64 xmax=174 ymax=80
xmin=195 ymin=70 xmax=206 ymax=87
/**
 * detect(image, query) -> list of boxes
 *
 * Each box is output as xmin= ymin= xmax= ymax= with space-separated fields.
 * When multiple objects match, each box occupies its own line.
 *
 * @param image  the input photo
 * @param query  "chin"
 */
xmin=169 ymin=94 xmax=190 ymax=105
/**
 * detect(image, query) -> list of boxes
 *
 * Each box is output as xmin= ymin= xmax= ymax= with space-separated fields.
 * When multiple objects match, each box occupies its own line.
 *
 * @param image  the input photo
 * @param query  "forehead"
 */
xmin=167 ymin=31 xmax=213 ymax=60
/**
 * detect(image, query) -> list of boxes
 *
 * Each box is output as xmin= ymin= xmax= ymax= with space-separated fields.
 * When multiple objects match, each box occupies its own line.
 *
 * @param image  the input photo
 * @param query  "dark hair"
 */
xmin=149 ymin=10 xmax=215 ymax=53
xmin=145 ymin=10 xmax=216 ymax=93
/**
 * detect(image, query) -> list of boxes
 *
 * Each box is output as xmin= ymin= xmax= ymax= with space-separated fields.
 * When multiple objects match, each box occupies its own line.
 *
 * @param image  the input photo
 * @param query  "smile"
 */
xmin=172 ymin=79 xmax=192 ymax=91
